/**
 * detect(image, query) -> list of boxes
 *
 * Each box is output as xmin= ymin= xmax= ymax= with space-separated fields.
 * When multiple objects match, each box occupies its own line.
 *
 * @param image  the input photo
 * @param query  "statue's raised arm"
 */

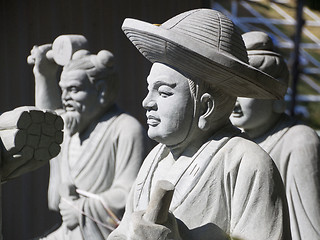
xmin=28 ymin=35 xmax=89 ymax=110
xmin=30 ymin=35 xmax=148 ymax=240
xmin=29 ymin=44 xmax=61 ymax=110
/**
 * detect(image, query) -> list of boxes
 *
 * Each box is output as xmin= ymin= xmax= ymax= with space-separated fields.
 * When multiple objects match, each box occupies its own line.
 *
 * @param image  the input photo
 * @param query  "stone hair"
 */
xmin=63 ymin=49 xmax=119 ymax=106
xmin=187 ymin=78 xmax=236 ymax=124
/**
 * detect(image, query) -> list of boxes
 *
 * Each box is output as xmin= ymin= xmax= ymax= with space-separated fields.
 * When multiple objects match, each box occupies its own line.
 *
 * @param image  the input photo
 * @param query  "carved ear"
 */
xmin=272 ymin=99 xmax=286 ymax=114
xmin=95 ymin=81 xmax=107 ymax=106
xmin=198 ymin=93 xmax=214 ymax=131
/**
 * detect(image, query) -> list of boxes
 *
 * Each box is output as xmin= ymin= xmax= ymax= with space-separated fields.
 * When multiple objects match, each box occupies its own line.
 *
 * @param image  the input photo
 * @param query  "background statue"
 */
xmin=108 ymin=9 xmax=291 ymax=240
xmin=230 ymin=31 xmax=320 ymax=240
xmin=0 ymin=106 xmax=63 ymax=240
xmin=29 ymin=35 xmax=148 ymax=239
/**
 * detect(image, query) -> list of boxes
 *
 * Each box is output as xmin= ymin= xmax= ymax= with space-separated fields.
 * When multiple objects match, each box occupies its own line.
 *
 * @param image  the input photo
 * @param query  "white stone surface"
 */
xmin=29 ymin=37 xmax=148 ymax=239
xmin=230 ymin=31 xmax=320 ymax=240
xmin=108 ymin=9 xmax=291 ymax=240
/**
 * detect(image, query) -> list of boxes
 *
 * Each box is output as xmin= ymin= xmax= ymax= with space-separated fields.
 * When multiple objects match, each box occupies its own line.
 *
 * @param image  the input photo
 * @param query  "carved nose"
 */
xmin=142 ymin=94 xmax=157 ymax=110
xmin=233 ymin=100 xmax=242 ymax=114
xmin=61 ymin=90 xmax=71 ymax=101
xmin=61 ymin=90 xmax=69 ymax=99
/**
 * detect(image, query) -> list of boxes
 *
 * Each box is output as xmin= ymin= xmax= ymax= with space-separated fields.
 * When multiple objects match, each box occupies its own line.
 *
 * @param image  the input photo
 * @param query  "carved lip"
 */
xmin=231 ymin=112 xmax=243 ymax=118
xmin=146 ymin=115 xmax=160 ymax=126
xmin=63 ymin=103 xmax=76 ymax=112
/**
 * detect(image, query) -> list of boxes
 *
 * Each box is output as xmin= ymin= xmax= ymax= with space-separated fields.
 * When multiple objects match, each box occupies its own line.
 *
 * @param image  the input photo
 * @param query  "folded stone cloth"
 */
xmin=0 ymin=106 xmax=64 ymax=182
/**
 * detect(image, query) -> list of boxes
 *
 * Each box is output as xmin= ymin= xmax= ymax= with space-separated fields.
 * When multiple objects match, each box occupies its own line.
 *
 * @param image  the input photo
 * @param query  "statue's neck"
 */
xmin=168 ymin=141 xmax=201 ymax=160
xmin=167 ymin=122 xmax=227 ymax=160
xmin=245 ymin=113 xmax=283 ymax=139
xmin=77 ymin=104 xmax=117 ymax=140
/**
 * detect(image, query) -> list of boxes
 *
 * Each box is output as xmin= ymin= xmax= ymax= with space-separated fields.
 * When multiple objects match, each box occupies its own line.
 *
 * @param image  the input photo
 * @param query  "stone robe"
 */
xmin=255 ymin=114 xmax=320 ymax=240
xmin=43 ymin=106 xmax=148 ymax=240
xmin=109 ymin=124 xmax=291 ymax=240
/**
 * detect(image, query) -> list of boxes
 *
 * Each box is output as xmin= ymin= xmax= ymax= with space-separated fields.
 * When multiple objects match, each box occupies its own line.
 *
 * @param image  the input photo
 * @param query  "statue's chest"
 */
xmin=66 ymin=134 xmax=90 ymax=170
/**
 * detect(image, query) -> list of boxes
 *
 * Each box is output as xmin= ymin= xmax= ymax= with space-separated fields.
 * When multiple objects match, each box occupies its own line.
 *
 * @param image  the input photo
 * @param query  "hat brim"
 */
xmin=122 ymin=18 xmax=287 ymax=99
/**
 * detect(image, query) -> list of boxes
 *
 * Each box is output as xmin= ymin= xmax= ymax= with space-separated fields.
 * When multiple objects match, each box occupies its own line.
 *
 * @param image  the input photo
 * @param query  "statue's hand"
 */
xmin=59 ymin=197 xmax=80 ymax=230
xmin=28 ymin=44 xmax=59 ymax=78
xmin=127 ymin=211 xmax=181 ymax=240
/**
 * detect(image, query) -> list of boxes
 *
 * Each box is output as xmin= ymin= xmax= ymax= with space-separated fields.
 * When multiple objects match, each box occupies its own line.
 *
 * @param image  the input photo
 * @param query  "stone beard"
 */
xmin=59 ymin=68 xmax=103 ymax=137
xmin=30 ymin=43 xmax=148 ymax=239
xmin=63 ymin=95 xmax=102 ymax=136
xmin=64 ymin=108 xmax=82 ymax=136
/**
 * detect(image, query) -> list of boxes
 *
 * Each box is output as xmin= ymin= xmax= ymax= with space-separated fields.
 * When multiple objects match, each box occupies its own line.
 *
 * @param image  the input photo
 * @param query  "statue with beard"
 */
xmin=29 ymin=43 xmax=148 ymax=240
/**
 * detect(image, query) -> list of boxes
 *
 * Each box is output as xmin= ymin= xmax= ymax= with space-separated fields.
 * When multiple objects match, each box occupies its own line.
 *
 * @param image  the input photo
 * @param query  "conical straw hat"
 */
xmin=122 ymin=9 xmax=287 ymax=99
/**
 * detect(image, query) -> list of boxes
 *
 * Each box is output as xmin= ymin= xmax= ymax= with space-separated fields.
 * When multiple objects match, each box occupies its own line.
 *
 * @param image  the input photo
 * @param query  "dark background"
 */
xmin=0 ymin=0 xmax=208 ymax=239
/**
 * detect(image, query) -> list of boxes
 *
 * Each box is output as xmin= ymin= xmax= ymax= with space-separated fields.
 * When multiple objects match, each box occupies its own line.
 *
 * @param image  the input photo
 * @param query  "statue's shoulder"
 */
xmin=116 ymin=112 xmax=143 ymax=125
xmin=98 ymin=107 xmax=142 ymax=129
xmin=227 ymin=135 xmax=266 ymax=152
xmin=223 ymin=136 xmax=275 ymax=170
xmin=281 ymin=124 xmax=320 ymax=167
xmin=97 ymin=108 xmax=147 ymax=142
xmin=271 ymin=114 xmax=319 ymax=145
xmin=114 ymin=112 xmax=146 ymax=136
xmin=286 ymin=124 xmax=319 ymax=143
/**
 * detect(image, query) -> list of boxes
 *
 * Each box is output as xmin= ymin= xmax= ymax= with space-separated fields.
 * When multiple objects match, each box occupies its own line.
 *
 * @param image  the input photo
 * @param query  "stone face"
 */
xmin=29 ymin=35 xmax=148 ymax=239
xmin=108 ymin=9 xmax=291 ymax=240
xmin=230 ymin=31 xmax=320 ymax=240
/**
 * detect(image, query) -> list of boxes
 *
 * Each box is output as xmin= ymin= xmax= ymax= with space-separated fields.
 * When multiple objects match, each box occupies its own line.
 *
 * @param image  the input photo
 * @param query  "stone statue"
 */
xmin=28 ymin=35 xmax=148 ymax=239
xmin=0 ymin=106 xmax=63 ymax=240
xmin=108 ymin=9 xmax=291 ymax=240
xmin=230 ymin=31 xmax=320 ymax=240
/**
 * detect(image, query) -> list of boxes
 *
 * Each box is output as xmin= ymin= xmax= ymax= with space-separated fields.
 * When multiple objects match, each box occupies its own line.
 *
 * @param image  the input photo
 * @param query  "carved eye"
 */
xmin=69 ymin=87 xmax=79 ymax=93
xmin=158 ymin=86 xmax=173 ymax=98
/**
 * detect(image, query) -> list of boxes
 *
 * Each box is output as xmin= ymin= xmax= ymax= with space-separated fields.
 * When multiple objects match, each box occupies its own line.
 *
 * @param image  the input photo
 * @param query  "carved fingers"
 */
xmin=128 ymin=211 xmax=171 ymax=240
xmin=27 ymin=44 xmax=52 ymax=64
xmin=59 ymin=198 xmax=80 ymax=230
xmin=28 ymin=44 xmax=59 ymax=77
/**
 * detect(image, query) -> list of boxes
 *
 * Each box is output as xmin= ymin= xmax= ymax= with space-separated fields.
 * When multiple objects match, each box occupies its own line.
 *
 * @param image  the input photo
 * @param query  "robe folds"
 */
xmin=109 ymin=124 xmax=291 ymax=240
xmin=256 ymin=114 xmax=320 ymax=240
xmin=43 ymin=106 xmax=148 ymax=240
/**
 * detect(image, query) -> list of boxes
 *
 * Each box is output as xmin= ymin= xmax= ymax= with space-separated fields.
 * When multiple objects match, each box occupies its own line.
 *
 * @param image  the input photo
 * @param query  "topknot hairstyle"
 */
xmin=62 ymin=49 xmax=119 ymax=108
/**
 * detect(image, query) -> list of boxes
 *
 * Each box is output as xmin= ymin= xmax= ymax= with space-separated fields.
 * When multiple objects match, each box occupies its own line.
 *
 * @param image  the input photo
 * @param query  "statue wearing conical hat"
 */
xmin=230 ymin=31 xmax=320 ymax=240
xmin=108 ymin=9 xmax=291 ymax=240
